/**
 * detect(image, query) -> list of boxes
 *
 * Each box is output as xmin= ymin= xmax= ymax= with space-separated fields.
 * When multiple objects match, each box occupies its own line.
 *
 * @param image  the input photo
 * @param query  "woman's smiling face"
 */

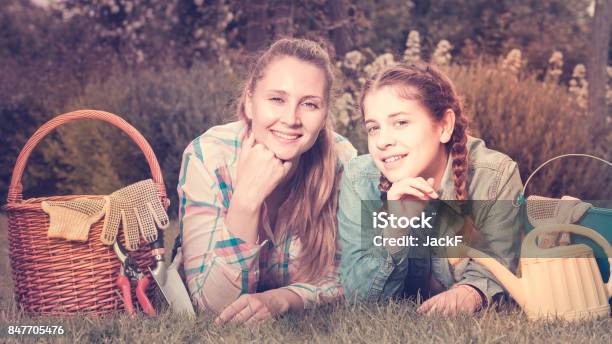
xmin=245 ymin=56 xmax=328 ymax=162
xmin=363 ymin=86 xmax=449 ymax=183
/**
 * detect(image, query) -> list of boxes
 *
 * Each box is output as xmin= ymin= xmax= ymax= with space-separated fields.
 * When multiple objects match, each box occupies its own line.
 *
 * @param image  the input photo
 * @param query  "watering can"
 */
xmin=518 ymin=153 xmax=612 ymax=281
xmin=451 ymin=224 xmax=612 ymax=321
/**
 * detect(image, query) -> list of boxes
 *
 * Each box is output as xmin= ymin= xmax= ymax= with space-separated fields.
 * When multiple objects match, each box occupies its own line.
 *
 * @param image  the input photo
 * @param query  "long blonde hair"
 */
xmin=236 ymin=38 xmax=339 ymax=283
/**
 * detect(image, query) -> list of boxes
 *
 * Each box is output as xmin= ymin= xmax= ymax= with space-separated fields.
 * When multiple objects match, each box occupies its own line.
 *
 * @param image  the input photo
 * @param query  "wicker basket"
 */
xmin=3 ymin=110 xmax=169 ymax=316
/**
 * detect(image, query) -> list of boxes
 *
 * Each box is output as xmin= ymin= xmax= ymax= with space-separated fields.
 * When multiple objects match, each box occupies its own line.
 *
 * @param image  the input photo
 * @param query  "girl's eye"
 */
xmin=394 ymin=120 xmax=409 ymax=127
xmin=269 ymin=97 xmax=284 ymax=104
xmin=302 ymin=102 xmax=320 ymax=110
xmin=366 ymin=126 xmax=379 ymax=135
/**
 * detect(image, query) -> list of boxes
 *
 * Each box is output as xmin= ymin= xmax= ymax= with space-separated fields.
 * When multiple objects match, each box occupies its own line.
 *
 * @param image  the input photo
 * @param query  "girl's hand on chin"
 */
xmin=387 ymin=177 xmax=439 ymax=201
xmin=387 ymin=177 xmax=439 ymax=217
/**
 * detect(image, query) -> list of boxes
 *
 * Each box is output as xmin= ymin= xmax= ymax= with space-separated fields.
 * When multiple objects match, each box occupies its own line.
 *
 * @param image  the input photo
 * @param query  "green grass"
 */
xmin=1 ymin=213 xmax=611 ymax=343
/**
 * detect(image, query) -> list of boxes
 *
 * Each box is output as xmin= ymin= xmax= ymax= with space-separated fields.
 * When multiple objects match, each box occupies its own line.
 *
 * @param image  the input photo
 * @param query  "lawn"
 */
xmin=1 ymin=213 xmax=611 ymax=344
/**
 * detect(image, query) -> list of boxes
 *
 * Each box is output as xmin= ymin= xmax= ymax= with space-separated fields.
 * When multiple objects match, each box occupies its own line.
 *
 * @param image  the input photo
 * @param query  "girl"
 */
xmin=176 ymin=38 xmax=356 ymax=324
xmin=338 ymin=63 xmax=522 ymax=315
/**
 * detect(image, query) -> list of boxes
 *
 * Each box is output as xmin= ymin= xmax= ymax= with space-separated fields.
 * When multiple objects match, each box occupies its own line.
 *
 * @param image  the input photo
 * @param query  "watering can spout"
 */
xmin=449 ymin=244 xmax=526 ymax=306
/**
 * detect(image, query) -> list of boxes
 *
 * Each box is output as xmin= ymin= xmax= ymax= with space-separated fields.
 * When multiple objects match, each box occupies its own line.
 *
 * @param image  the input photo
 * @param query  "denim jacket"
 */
xmin=338 ymin=136 xmax=523 ymax=305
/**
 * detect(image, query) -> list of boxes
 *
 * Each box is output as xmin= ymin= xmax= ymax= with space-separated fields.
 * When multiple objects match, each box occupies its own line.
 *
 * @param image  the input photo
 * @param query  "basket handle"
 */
xmin=515 ymin=153 xmax=612 ymax=206
xmin=7 ymin=109 xmax=168 ymax=205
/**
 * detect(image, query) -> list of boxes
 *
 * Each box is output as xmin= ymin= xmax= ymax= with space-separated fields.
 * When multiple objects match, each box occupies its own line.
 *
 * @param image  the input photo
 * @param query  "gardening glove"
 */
xmin=526 ymin=195 xmax=592 ymax=248
xmin=101 ymin=179 xmax=170 ymax=251
xmin=42 ymin=198 xmax=108 ymax=242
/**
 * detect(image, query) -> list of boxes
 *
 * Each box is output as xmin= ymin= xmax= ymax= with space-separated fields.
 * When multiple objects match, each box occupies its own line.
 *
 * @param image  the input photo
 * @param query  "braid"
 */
xmin=379 ymin=175 xmax=392 ymax=193
xmin=450 ymin=111 xmax=469 ymax=201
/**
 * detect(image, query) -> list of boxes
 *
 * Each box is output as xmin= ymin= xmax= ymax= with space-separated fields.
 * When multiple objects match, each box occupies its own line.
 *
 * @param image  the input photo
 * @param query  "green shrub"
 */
xmin=36 ymin=63 xmax=237 ymax=216
xmin=447 ymin=62 xmax=611 ymax=200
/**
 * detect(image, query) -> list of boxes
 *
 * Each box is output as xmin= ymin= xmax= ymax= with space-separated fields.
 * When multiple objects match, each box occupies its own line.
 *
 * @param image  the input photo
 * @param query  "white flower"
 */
xmin=136 ymin=50 xmax=145 ymax=63
xmin=569 ymin=64 xmax=588 ymax=110
xmin=501 ymin=49 xmax=522 ymax=75
xmin=215 ymin=37 xmax=228 ymax=48
xmin=193 ymin=28 xmax=204 ymax=39
xmin=572 ymin=64 xmax=586 ymax=79
xmin=432 ymin=40 xmax=453 ymax=66
xmin=545 ymin=51 xmax=563 ymax=82
xmin=403 ymin=30 xmax=421 ymax=63
xmin=364 ymin=53 xmax=395 ymax=77
xmin=334 ymin=93 xmax=356 ymax=127
xmin=343 ymin=51 xmax=365 ymax=71
xmin=548 ymin=51 xmax=563 ymax=66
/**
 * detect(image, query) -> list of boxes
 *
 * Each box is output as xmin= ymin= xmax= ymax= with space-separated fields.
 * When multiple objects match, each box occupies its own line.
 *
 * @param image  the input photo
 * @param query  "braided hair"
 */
xmin=360 ymin=63 xmax=469 ymax=201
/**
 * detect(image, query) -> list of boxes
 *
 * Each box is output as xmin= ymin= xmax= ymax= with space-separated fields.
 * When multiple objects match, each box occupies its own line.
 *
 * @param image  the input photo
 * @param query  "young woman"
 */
xmin=175 ymin=38 xmax=356 ymax=324
xmin=338 ymin=63 xmax=522 ymax=315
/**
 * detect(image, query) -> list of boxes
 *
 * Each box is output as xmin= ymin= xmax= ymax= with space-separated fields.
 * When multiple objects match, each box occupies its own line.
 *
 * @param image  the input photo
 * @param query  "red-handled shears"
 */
xmin=113 ymin=241 xmax=156 ymax=316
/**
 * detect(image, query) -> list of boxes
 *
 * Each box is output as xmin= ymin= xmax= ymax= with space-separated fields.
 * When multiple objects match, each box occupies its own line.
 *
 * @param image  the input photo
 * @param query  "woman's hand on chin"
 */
xmin=225 ymin=132 xmax=294 ymax=244
xmin=214 ymin=289 xmax=301 ymax=325
xmin=234 ymin=132 xmax=293 ymax=206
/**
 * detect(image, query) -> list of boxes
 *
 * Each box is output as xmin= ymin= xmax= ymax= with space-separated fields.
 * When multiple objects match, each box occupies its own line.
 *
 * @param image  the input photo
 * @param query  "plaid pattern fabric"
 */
xmin=178 ymin=121 xmax=356 ymax=313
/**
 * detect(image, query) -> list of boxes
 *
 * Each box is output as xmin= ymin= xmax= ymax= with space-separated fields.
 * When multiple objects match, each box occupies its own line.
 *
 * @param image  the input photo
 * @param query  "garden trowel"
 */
xmin=149 ymin=232 xmax=195 ymax=317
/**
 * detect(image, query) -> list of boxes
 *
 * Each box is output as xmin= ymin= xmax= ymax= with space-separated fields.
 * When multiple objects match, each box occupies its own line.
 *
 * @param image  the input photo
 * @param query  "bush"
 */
xmin=447 ymin=62 xmax=611 ymax=200
xmin=35 ymin=62 xmax=237 ymax=216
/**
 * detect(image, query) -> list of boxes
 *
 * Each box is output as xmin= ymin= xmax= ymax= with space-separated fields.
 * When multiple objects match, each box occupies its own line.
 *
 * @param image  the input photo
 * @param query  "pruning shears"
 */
xmin=113 ymin=241 xmax=156 ymax=316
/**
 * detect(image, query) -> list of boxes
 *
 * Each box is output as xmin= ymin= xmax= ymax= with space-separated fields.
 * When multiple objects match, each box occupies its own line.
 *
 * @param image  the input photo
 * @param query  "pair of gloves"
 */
xmin=527 ymin=195 xmax=592 ymax=248
xmin=41 ymin=179 xmax=169 ymax=251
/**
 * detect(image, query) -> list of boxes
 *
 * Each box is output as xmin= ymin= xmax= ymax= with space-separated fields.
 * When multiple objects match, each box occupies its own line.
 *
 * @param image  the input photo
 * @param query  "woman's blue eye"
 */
xmin=302 ymin=102 xmax=320 ymax=110
xmin=366 ymin=126 xmax=379 ymax=135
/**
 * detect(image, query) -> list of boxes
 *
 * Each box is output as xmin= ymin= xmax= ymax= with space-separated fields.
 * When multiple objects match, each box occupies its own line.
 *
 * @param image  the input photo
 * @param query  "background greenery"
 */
xmin=1 ymin=0 xmax=610 ymax=216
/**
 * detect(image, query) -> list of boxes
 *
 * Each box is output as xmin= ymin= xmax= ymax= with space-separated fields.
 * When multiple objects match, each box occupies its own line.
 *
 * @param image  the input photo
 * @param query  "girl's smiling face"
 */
xmin=245 ymin=56 xmax=328 ymax=163
xmin=363 ymin=86 xmax=453 ymax=184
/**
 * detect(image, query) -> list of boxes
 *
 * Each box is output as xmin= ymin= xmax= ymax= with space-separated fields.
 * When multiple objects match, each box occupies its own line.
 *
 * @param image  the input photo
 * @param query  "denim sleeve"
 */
xmin=338 ymin=170 xmax=412 ymax=302
xmin=456 ymin=160 xmax=523 ymax=305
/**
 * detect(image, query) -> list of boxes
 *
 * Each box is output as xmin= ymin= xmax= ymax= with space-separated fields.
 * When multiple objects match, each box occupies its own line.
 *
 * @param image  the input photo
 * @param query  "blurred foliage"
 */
xmin=403 ymin=0 xmax=593 ymax=79
xmin=447 ymin=62 xmax=611 ymax=199
xmin=35 ymin=63 xmax=237 ymax=215
xmin=1 ymin=0 xmax=610 ymax=214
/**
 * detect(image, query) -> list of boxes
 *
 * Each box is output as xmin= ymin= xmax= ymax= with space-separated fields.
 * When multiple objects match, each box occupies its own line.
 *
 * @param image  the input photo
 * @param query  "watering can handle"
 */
xmin=514 ymin=154 xmax=612 ymax=207
xmin=523 ymin=224 xmax=612 ymax=297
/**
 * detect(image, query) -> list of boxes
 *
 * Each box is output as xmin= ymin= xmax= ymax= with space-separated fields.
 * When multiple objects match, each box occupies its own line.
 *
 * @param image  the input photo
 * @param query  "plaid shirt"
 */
xmin=177 ymin=121 xmax=356 ymax=313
